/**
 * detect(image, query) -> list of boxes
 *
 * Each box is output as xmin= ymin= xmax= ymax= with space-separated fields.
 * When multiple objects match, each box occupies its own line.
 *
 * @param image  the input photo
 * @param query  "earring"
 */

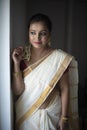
xmin=47 ymin=37 xmax=51 ymax=47
xmin=28 ymin=43 xmax=31 ymax=61
xmin=48 ymin=41 xmax=51 ymax=46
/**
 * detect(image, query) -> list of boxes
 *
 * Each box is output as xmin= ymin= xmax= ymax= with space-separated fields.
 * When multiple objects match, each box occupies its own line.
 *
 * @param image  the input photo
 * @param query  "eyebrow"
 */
xmin=29 ymin=29 xmax=48 ymax=32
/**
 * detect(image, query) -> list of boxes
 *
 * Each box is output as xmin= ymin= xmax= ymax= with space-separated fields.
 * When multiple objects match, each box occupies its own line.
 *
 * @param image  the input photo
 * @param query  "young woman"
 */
xmin=12 ymin=13 xmax=79 ymax=130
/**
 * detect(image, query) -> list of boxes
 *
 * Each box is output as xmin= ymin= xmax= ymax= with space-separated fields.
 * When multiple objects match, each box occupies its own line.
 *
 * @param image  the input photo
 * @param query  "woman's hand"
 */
xmin=12 ymin=46 xmax=24 ymax=64
xmin=58 ymin=119 xmax=69 ymax=130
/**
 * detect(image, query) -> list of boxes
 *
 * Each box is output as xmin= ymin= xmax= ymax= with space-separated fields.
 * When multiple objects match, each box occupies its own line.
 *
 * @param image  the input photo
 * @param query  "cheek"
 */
xmin=29 ymin=35 xmax=33 ymax=42
xmin=43 ymin=37 xmax=50 ymax=42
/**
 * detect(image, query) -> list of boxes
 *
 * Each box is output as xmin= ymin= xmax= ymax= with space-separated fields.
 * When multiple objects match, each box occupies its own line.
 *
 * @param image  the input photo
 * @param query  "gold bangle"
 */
xmin=61 ymin=116 xmax=69 ymax=122
xmin=13 ymin=71 xmax=21 ymax=77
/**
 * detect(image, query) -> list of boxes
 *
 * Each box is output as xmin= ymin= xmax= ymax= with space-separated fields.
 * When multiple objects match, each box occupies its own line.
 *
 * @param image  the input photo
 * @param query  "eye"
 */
xmin=40 ymin=32 xmax=47 ymax=36
xmin=30 ymin=31 xmax=36 ymax=35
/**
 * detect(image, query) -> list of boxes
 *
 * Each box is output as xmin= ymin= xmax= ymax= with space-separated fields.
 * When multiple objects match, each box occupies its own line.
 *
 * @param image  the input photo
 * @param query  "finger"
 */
xmin=17 ymin=47 xmax=24 ymax=54
xmin=12 ymin=50 xmax=20 ymax=57
xmin=14 ymin=48 xmax=22 ymax=54
xmin=18 ymin=46 xmax=24 ymax=51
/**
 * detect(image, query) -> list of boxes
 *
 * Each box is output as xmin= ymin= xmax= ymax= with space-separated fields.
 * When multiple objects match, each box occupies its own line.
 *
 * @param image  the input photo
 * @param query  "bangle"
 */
xmin=61 ymin=116 xmax=69 ymax=122
xmin=13 ymin=71 xmax=22 ymax=77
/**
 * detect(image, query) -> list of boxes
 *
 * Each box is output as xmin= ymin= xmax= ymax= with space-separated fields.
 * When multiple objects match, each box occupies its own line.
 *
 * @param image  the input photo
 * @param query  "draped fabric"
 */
xmin=15 ymin=49 xmax=79 ymax=130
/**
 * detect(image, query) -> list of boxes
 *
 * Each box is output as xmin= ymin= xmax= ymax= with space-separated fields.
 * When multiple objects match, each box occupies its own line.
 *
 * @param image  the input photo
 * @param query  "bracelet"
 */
xmin=13 ymin=71 xmax=22 ymax=77
xmin=61 ymin=116 xmax=69 ymax=122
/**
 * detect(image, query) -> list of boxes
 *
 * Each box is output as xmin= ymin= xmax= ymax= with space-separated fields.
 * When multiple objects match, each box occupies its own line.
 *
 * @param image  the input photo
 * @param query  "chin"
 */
xmin=32 ymin=44 xmax=46 ymax=49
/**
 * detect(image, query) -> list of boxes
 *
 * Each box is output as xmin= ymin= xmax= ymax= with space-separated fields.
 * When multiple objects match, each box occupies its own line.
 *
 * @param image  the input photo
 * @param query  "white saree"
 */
xmin=15 ymin=49 xmax=79 ymax=130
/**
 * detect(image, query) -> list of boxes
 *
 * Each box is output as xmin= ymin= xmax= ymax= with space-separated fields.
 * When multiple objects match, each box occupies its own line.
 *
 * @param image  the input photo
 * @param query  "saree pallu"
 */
xmin=15 ymin=49 xmax=79 ymax=130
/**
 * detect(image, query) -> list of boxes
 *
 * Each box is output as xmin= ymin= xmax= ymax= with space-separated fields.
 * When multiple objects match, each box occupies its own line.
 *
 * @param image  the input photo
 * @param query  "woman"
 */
xmin=12 ymin=13 xmax=79 ymax=130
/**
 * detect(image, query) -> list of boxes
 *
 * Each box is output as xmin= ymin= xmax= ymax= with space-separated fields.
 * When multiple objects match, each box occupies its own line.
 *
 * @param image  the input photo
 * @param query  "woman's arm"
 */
xmin=58 ymin=69 xmax=70 ymax=130
xmin=12 ymin=46 xmax=25 ymax=95
xmin=59 ymin=70 xmax=70 ymax=117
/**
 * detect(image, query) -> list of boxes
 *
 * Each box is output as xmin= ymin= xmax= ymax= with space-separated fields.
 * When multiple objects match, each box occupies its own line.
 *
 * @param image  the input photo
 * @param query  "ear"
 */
xmin=48 ymin=35 xmax=52 ymax=46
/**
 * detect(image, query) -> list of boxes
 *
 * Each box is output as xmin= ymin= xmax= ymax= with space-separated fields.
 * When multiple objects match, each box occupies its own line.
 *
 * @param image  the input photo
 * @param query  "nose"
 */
xmin=36 ymin=33 xmax=41 ymax=41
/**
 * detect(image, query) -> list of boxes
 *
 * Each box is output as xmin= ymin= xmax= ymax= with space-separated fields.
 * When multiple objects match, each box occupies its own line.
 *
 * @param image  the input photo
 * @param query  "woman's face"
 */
xmin=29 ymin=22 xmax=51 ymax=49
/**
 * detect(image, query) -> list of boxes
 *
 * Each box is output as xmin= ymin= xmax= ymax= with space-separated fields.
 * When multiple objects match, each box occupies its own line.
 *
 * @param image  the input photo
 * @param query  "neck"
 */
xmin=30 ymin=46 xmax=51 ymax=61
xmin=31 ymin=46 xmax=50 ymax=56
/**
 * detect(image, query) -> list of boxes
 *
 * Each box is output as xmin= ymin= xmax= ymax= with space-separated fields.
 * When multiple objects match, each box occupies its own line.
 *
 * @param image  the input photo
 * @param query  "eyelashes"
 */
xmin=30 ymin=32 xmax=36 ymax=35
xmin=29 ymin=31 xmax=48 ymax=36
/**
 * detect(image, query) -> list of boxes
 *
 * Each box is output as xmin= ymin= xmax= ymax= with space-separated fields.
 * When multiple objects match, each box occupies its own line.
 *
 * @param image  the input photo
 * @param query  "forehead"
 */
xmin=29 ymin=22 xmax=48 ymax=31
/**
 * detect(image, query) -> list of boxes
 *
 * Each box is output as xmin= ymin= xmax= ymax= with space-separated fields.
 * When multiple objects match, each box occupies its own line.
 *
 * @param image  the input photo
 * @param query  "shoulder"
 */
xmin=54 ymin=49 xmax=73 ymax=60
xmin=57 ymin=49 xmax=72 ymax=56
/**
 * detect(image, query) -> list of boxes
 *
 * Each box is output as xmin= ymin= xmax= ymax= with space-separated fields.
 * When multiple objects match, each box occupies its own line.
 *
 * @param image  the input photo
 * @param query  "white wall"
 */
xmin=0 ymin=0 xmax=12 ymax=130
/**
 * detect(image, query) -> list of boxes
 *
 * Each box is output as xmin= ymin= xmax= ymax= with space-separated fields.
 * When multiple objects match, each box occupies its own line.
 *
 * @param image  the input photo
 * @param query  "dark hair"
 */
xmin=28 ymin=13 xmax=52 ymax=32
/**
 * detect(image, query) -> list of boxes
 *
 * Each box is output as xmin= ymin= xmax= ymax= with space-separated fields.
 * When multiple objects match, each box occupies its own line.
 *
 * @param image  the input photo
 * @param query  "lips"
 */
xmin=34 ymin=42 xmax=42 ymax=44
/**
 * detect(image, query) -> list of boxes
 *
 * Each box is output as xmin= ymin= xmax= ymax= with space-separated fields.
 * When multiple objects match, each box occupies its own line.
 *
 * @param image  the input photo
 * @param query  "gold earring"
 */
xmin=48 ymin=41 xmax=51 ymax=46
